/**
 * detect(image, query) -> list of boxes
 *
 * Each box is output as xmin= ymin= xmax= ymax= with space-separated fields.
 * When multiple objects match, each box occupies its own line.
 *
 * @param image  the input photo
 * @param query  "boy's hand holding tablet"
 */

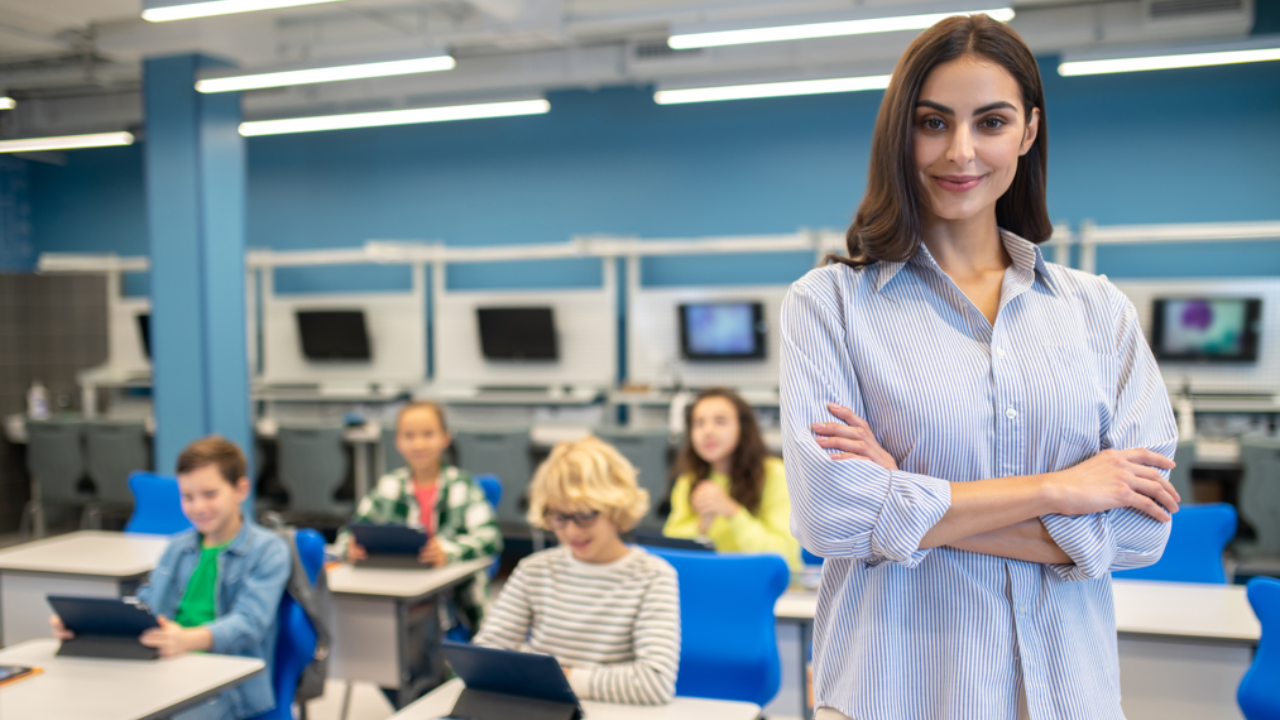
xmin=140 ymin=615 xmax=213 ymax=657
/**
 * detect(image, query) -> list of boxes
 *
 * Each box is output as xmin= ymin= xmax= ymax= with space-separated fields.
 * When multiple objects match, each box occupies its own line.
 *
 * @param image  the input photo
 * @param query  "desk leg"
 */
xmin=801 ymin=619 xmax=813 ymax=720
xmin=395 ymin=596 xmax=446 ymax=709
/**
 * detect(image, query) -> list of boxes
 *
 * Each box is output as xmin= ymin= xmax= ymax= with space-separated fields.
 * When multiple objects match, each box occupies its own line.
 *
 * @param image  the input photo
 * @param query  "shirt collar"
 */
xmin=178 ymin=517 xmax=253 ymax=555
xmin=872 ymin=228 xmax=1058 ymax=297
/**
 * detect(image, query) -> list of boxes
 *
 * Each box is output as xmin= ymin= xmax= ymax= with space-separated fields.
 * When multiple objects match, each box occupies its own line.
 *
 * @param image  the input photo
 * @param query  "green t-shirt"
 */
xmin=174 ymin=541 xmax=228 ymax=628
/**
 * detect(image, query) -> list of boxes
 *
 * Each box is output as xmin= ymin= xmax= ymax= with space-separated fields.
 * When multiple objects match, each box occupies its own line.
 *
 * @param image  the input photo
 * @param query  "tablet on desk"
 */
xmin=47 ymin=595 xmax=160 ymax=661
xmin=348 ymin=523 xmax=430 ymax=568
xmin=442 ymin=641 xmax=583 ymax=720
xmin=0 ymin=665 xmax=41 ymax=688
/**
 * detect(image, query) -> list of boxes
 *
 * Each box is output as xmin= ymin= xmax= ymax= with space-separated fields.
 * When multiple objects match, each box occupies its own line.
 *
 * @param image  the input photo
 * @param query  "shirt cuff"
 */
xmin=866 ymin=469 xmax=952 ymax=567
xmin=567 ymin=666 xmax=593 ymax=699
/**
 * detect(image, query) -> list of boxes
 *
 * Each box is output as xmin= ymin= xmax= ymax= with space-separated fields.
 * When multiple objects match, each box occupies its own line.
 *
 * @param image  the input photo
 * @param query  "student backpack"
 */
xmin=267 ymin=520 xmax=334 ymax=706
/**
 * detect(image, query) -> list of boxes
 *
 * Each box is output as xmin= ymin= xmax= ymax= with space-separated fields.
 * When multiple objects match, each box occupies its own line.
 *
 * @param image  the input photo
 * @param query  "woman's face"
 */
xmin=913 ymin=54 xmax=1040 ymax=225
xmin=691 ymin=396 xmax=741 ymax=470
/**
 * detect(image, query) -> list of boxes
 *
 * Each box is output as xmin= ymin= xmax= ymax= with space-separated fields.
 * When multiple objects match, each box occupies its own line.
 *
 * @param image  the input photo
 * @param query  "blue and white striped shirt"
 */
xmin=781 ymin=230 xmax=1177 ymax=720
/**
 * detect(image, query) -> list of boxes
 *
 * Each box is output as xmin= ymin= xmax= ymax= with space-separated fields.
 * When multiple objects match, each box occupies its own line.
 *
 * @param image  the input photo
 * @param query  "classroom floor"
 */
xmin=305 ymin=680 xmax=397 ymax=720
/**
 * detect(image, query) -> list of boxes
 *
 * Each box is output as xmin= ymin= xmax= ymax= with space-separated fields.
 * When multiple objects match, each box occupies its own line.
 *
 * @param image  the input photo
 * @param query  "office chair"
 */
xmin=276 ymin=424 xmax=352 ymax=519
xmin=380 ymin=424 xmax=400 ymax=478
xmin=249 ymin=528 xmax=325 ymax=720
xmin=84 ymin=419 xmax=151 ymax=528
xmin=125 ymin=472 xmax=194 ymax=535
xmin=473 ymin=474 xmax=503 ymax=579
xmin=1112 ymin=503 xmax=1236 ymax=584
xmin=646 ymin=547 xmax=789 ymax=706
xmin=1238 ymin=576 xmax=1280 ymax=720
xmin=22 ymin=419 xmax=89 ymax=537
xmin=592 ymin=428 xmax=673 ymax=530
xmin=1169 ymin=438 xmax=1195 ymax=506
xmin=1239 ymin=435 xmax=1280 ymax=557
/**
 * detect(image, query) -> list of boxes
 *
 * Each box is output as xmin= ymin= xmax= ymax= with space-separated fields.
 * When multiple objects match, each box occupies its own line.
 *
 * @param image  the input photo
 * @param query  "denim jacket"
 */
xmin=137 ymin=521 xmax=290 ymax=719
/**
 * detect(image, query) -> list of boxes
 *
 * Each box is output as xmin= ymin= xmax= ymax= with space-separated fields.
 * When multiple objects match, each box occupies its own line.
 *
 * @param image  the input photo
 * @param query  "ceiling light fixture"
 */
xmin=143 ymin=0 xmax=345 ymax=23
xmin=0 ymin=132 xmax=135 ymax=153
xmin=196 ymin=55 xmax=456 ymax=93
xmin=239 ymin=99 xmax=550 ymax=136
xmin=668 ymin=7 xmax=1014 ymax=49
xmin=655 ymin=75 xmax=892 ymax=104
xmin=0 ymin=97 xmax=14 ymax=110
xmin=1059 ymin=45 xmax=1280 ymax=76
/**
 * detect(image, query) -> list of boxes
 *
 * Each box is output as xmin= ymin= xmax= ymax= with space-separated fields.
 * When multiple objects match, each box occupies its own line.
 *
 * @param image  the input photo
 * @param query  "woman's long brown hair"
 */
xmin=674 ymin=388 xmax=768 ymax=514
xmin=833 ymin=13 xmax=1051 ymax=268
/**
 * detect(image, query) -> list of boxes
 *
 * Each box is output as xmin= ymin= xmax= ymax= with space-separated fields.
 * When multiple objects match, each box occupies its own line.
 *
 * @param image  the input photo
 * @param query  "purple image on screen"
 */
xmin=1181 ymin=300 xmax=1213 ymax=331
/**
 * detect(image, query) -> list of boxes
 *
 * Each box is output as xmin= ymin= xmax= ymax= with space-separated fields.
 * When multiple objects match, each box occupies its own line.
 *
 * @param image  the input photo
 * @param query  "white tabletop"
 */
xmin=391 ymin=678 xmax=761 ymax=720
xmin=0 ymin=638 xmax=264 ymax=720
xmin=0 ymin=531 xmax=170 ymax=578
xmin=774 ymin=579 xmax=1261 ymax=644
xmin=327 ymin=557 xmax=493 ymax=599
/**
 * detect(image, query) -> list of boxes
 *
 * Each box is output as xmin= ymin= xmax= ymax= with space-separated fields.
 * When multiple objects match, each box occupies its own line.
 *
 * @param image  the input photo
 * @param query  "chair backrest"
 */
xmin=645 ymin=547 xmax=789 ymax=706
xmin=1239 ymin=435 xmax=1280 ymax=557
xmin=276 ymin=425 xmax=350 ymax=516
xmin=250 ymin=528 xmax=326 ymax=720
xmin=1112 ymin=503 xmax=1237 ymax=583
xmin=380 ymin=424 xmax=401 ymax=477
xmin=1238 ymin=576 xmax=1280 ymax=720
xmin=25 ymin=419 xmax=86 ymax=505
xmin=85 ymin=420 xmax=151 ymax=506
xmin=592 ymin=428 xmax=672 ymax=529
xmin=473 ymin=474 xmax=503 ymax=579
xmin=452 ymin=429 xmax=532 ymax=524
xmin=801 ymin=547 xmax=823 ymax=566
xmin=1169 ymin=438 xmax=1195 ymax=505
xmin=125 ymin=472 xmax=194 ymax=535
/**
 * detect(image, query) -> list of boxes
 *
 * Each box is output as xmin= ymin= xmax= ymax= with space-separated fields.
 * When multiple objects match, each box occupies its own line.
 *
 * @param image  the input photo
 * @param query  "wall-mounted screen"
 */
xmin=137 ymin=313 xmax=151 ymax=360
xmin=296 ymin=310 xmax=372 ymax=361
xmin=477 ymin=307 xmax=558 ymax=361
xmin=679 ymin=302 xmax=766 ymax=361
xmin=1152 ymin=297 xmax=1261 ymax=363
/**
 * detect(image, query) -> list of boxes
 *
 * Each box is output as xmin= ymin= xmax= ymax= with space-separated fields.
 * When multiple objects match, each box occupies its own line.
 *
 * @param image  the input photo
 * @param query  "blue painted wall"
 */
xmin=27 ymin=55 xmax=1280 ymax=287
xmin=0 ymin=156 xmax=32 ymax=271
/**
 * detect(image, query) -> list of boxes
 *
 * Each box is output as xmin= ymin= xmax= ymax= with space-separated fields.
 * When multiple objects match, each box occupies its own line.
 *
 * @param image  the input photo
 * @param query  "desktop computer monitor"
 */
xmin=136 ymin=313 xmax=151 ymax=359
xmin=477 ymin=307 xmax=558 ymax=361
xmin=1151 ymin=297 xmax=1261 ymax=362
xmin=295 ymin=310 xmax=372 ymax=361
xmin=679 ymin=301 xmax=766 ymax=361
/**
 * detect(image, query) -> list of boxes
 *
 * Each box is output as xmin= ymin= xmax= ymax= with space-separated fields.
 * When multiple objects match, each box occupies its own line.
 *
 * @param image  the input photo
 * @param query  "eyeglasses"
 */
xmin=543 ymin=510 xmax=601 ymax=530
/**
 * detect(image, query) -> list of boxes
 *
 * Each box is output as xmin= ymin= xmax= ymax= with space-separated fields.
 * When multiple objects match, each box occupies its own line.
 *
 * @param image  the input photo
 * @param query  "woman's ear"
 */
xmin=1020 ymin=107 xmax=1041 ymax=156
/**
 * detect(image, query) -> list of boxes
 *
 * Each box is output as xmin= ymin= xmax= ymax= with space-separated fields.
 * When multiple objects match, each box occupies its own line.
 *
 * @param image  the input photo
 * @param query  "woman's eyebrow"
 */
xmin=915 ymin=100 xmax=1018 ymax=114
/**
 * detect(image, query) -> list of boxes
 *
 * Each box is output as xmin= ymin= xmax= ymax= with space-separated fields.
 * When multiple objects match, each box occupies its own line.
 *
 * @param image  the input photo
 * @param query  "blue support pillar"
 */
xmin=144 ymin=55 xmax=253 ymax=500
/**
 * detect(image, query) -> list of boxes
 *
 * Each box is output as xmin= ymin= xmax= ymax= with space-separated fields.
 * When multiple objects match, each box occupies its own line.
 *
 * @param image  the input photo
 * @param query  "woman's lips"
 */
xmin=934 ymin=175 xmax=983 ymax=192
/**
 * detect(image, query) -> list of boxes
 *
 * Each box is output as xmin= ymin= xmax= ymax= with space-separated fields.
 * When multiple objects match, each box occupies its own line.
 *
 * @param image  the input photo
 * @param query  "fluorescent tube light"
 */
xmin=0 ymin=97 xmax=14 ymax=110
xmin=0 ymin=132 xmax=134 ymax=153
xmin=143 ymin=0 xmax=344 ymax=22
xmin=1059 ymin=46 xmax=1280 ymax=76
xmin=239 ymin=99 xmax=550 ymax=136
xmin=196 ymin=56 xmax=456 ymax=93
xmin=655 ymin=75 xmax=892 ymax=104
xmin=669 ymin=8 xmax=1014 ymax=49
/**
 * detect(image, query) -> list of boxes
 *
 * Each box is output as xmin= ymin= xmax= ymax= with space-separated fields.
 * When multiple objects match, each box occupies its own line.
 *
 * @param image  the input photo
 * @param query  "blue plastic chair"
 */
xmin=646 ymin=547 xmax=789 ymax=706
xmin=249 ymin=528 xmax=325 ymax=720
xmin=1239 ymin=576 xmax=1280 ymax=719
xmin=801 ymin=547 xmax=823 ymax=566
xmin=124 ymin=472 xmax=194 ymax=535
xmin=474 ymin=474 xmax=503 ymax=579
xmin=1112 ymin=503 xmax=1237 ymax=584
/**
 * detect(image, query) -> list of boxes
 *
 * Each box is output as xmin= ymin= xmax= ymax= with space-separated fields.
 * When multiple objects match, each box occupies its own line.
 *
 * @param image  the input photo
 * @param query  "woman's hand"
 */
xmin=419 ymin=537 xmax=447 ymax=567
xmin=691 ymin=482 xmax=740 ymax=521
xmin=1045 ymin=448 xmax=1180 ymax=521
xmin=813 ymin=402 xmax=898 ymax=472
xmin=140 ymin=616 xmax=209 ymax=658
xmin=50 ymin=614 xmax=74 ymax=640
xmin=346 ymin=540 xmax=368 ymax=562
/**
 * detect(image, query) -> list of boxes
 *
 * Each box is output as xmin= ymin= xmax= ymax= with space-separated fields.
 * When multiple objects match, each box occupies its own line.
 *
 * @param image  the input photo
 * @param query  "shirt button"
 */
xmin=1006 ymin=407 xmax=1018 ymax=419
xmin=995 ymin=347 xmax=1006 ymax=358
xmin=1018 ymin=604 xmax=1027 ymax=614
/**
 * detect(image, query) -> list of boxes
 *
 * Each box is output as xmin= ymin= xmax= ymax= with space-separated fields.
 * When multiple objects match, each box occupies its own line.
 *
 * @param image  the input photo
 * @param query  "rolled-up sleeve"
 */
xmin=1041 ymin=284 xmax=1177 ymax=581
xmin=781 ymin=278 xmax=951 ymax=568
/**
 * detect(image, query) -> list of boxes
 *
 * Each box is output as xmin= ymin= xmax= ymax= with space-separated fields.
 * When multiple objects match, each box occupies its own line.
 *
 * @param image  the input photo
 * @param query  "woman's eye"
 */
xmin=980 ymin=116 xmax=1007 ymax=129
xmin=920 ymin=117 xmax=945 ymax=131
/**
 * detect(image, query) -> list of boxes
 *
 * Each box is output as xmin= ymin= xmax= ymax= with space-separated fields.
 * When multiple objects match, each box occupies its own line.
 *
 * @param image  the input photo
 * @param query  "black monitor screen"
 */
xmin=477 ymin=307 xmax=557 ymax=361
xmin=679 ymin=302 xmax=766 ymax=360
xmin=137 ymin=313 xmax=151 ymax=359
xmin=1151 ymin=297 xmax=1261 ymax=362
xmin=296 ymin=310 xmax=372 ymax=361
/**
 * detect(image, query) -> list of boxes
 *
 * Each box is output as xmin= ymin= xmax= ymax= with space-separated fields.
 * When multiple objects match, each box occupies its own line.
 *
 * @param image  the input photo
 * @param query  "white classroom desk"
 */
xmin=774 ymin=578 xmax=1261 ymax=720
xmin=327 ymin=557 xmax=493 ymax=708
xmin=0 ymin=530 xmax=170 ymax=647
xmin=390 ymin=677 xmax=762 ymax=720
xmin=0 ymin=638 xmax=264 ymax=720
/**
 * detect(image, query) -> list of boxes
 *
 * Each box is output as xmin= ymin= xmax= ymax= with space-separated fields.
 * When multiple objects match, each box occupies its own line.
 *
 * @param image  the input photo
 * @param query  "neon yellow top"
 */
xmin=663 ymin=456 xmax=800 ymax=570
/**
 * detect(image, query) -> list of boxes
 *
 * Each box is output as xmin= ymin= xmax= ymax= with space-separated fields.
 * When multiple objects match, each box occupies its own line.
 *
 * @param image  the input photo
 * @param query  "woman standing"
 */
xmin=782 ymin=14 xmax=1181 ymax=720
